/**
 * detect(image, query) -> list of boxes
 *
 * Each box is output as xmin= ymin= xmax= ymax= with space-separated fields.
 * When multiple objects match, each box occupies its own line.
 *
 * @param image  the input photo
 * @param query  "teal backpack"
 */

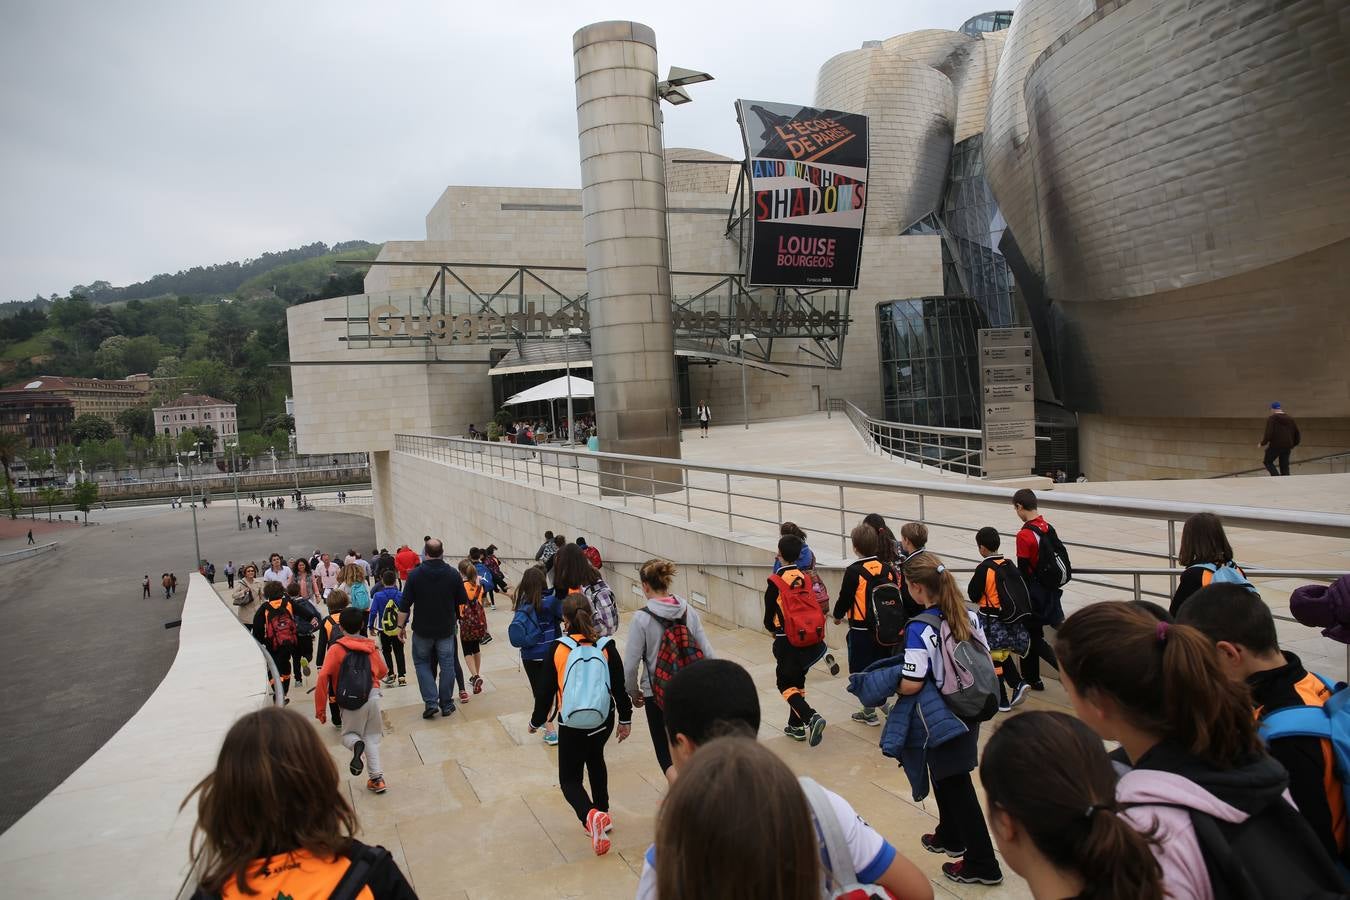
xmin=1258 ymin=672 xmax=1350 ymax=864
xmin=557 ymin=635 xmax=613 ymax=730
xmin=348 ymin=581 xmax=371 ymax=611
xmin=1198 ymin=561 xmax=1258 ymax=594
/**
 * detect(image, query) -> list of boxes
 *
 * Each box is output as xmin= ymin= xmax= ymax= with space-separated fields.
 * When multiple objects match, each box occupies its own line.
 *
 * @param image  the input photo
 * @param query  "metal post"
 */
xmin=776 ymin=478 xmax=783 ymax=526
xmin=726 ymin=472 xmax=733 ymax=531
xmin=839 ymin=484 xmax=847 ymax=558
xmin=1167 ymin=519 xmax=1178 ymax=593
xmin=685 ymin=476 xmax=692 ymax=522
xmin=232 ymin=448 xmax=241 ymax=530
xmin=564 ymin=330 xmax=575 ymax=446
xmin=740 ymin=343 xmax=749 ymax=430
xmin=918 ymin=493 xmax=926 ymax=524
xmin=1133 ymin=572 xmax=1142 ymax=602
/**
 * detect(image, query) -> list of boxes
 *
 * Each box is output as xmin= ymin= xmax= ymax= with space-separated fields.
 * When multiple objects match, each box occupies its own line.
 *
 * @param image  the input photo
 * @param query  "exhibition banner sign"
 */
xmin=735 ymin=99 xmax=869 ymax=289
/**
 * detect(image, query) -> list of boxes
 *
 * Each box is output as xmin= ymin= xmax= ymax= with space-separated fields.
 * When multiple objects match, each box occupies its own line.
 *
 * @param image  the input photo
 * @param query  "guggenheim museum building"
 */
xmin=288 ymin=0 xmax=1349 ymax=502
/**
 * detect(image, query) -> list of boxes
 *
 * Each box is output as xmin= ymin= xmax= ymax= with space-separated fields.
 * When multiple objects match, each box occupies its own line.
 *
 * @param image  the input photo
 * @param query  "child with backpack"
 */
xmin=968 ymin=526 xmax=1032 ymax=713
xmin=764 ymin=533 xmax=829 ymax=746
xmin=623 ymin=559 xmax=715 ymax=778
xmin=369 ymin=571 xmax=407 ymax=687
xmin=528 ymin=591 xmax=632 ymax=856
xmin=457 ymin=559 xmax=489 ymax=698
xmin=553 ymin=543 xmax=620 ymax=637
xmin=1176 ymin=583 xmax=1349 ymax=866
xmin=1169 ymin=512 xmax=1252 ymax=617
xmin=833 ymin=523 xmax=901 ymax=727
xmin=182 ymin=707 xmax=415 ymax=899
xmin=1056 ymin=601 xmax=1345 ymax=898
xmin=483 ymin=544 xmax=508 ymax=601
xmin=1012 ymin=489 xmax=1069 ymax=690
xmin=510 ymin=565 xmax=563 ymax=746
xmin=252 ymin=581 xmax=299 ymax=697
xmin=897 ymin=551 xmax=1002 ymax=886
xmin=469 ymin=547 xmax=497 ymax=610
xmin=340 ymin=563 xmax=371 ymax=617
xmin=315 ymin=607 xmax=390 ymax=794
xmin=980 ymin=711 xmax=1164 ymax=900
xmin=284 ymin=581 xmax=322 ymax=685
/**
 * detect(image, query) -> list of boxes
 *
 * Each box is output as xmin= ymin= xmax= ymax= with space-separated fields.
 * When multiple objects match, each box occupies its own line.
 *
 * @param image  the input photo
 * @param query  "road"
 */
xmin=0 ymin=500 xmax=375 ymax=834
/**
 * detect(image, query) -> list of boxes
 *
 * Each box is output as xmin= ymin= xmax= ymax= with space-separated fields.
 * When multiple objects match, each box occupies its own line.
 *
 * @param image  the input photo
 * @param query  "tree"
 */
xmin=54 ymin=443 xmax=78 ymax=478
xmin=0 ymin=431 xmax=21 ymax=519
xmin=181 ymin=359 xmax=236 ymax=402
xmin=71 ymin=414 xmax=115 ymax=445
xmin=71 ymin=480 xmax=98 ymax=525
xmin=116 ymin=405 xmax=156 ymax=440
xmin=93 ymin=335 xmax=129 ymax=378
xmin=122 ymin=335 xmax=165 ymax=375
xmin=129 ymin=435 xmax=151 ymax=474
xmin=153 ymin=355 xmax=182 ymax=379
xmin=38 ymin=485 xmax=63 ymax=521
xmin=99 ymin=437 xmax=126 ymax=474
xmin=175 ymin=429 xmax=197 ymax=453
xmin=24 ymin=447 xmax=49 ymax=478
xmin=188 ymin=426 xmax=218 ymax=456
xmin=238 ymin=432 xmax=269 ymax=460
xmin=239 ymin=370 xmax=271 ymax=427
xmin=261 ymin=413 xmax=295 ymax=434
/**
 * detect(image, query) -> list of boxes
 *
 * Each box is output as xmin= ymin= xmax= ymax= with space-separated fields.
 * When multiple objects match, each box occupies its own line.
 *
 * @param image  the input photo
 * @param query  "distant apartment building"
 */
xmin=0 ymin=389 xmax=74 ymax=449
xmin=3 ymin=375 xmax=151 ymax=427
xmin=153 ymin=393 xmax=238 ymax=452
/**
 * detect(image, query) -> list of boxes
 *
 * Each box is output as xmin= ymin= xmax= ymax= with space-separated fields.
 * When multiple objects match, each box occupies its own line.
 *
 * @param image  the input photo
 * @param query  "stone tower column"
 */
xmin=573 ymin=21 xmax=683 ymax=495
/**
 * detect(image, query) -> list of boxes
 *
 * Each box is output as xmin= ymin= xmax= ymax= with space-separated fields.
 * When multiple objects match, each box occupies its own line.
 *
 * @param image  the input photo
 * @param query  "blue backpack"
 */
xmin=1198 ymin=562 xmax=1258 ymax=593
xmin=508 ymin=604 xmax=542 ymax=648
xmin=475 ymin=562 xmax=495 ymax=592
xmin=348 ymin=581 xmax=371 ymax=611
xmin=1258 ymin=672 xmax=1350 ymax=855
xmin=557 ymin=635 xmax=613 ymax=730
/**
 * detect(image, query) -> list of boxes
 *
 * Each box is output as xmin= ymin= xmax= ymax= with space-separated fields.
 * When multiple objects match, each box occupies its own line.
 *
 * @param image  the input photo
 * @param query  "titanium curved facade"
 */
xmin=985 ymin=0 xmax=1350 ymax=477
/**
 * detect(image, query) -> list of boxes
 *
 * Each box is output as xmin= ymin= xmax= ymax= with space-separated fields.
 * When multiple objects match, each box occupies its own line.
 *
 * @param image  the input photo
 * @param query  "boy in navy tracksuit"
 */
xmin=833 ymin=523 xmax=898 ymax=726
xmin=368 ymin=571 xmax=407 ymax=686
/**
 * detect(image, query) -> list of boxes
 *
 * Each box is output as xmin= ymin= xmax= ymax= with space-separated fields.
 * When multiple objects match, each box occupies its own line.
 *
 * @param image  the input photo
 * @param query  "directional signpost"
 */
xmin=979 ymin=328 xmax=1036 ymax=478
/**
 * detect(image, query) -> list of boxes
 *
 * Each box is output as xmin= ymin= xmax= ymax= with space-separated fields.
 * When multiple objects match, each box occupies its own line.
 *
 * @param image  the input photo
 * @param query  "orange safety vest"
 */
xmin=1256 ymin=673 xmax=1348 ymax=852
xmin=219 ymin=849 xmax=373 ymax=900
xmin=850 ymin=559 xmax=895 ymax=621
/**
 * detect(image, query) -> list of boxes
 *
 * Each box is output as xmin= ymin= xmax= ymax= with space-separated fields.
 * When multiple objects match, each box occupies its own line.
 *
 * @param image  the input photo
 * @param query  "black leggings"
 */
xmin=1022 ymin=621 xmax=1059 ymax=684
xmin=932 ymin=769 xmax=998 ymax=869
xmin=558 ymin=715 xmax=614 ymax=822
xmin=523 ymin=658 xmax=555 ymax=723
xmin=379 ymin=632 xmax=406 ymax=677
xmin=644 ymin=700 xmax=673 ymax=773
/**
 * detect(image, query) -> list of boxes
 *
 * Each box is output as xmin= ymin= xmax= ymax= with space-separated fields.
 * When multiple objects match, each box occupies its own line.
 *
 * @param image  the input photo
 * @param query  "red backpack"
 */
xmin=769 ymin=570 xmax=826 ymax=648
xmin=648 ymin=612 xmax=704 ymax=709
xmin=583 ymin=545 xmax=603 ymax=569
xmin=264 ymin=601 xmax=298 ymax=650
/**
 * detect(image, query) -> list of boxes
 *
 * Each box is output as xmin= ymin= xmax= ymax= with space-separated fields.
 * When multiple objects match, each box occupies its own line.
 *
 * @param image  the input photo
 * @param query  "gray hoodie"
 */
xmin=624 ymin=595 xmax=715 ymax=697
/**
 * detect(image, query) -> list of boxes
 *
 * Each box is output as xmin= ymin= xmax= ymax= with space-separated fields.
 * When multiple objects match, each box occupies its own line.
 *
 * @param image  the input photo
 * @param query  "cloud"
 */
xmin=0 ymin=0 xmax=997 ymax=299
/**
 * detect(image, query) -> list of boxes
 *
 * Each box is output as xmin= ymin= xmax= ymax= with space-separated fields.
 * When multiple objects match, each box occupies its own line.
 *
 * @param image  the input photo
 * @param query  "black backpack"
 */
xmin=335 ymin=646 xmax=373 ymax=710
xmin=1024 ymin=522 xmax=1072 ymax=590
xmin=991 ymin=559 xmax=1034 ymax=623
xmin=190 ymin=841 xmax=392 ymax=900
xmin=873 ymin=583 xmax=907 ymax=647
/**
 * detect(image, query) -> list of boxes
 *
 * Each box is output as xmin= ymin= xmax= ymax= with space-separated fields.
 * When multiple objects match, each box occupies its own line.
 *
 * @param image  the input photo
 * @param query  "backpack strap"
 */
xmin=1259 ymin=705 xmax=1333 ymax=741
xmin=913 ymin=610 xmax=942 ymax=632
xmin=798 ymin=777 xmax=858 ymax=890
xmin=558 ymin=635 xmax=578 ymax=650
xmin=595 ymin=635 xmax=613 ymax=652
xmin=332 ymin=841 xmax=391 ymax=900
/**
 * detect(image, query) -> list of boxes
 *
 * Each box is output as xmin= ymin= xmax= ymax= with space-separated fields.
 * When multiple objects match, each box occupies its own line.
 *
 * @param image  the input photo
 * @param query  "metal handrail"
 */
xmin=1208 ymin=450 xmax=1350 ymax=479
xmin=845 ymin=401 xmax=987 ymax=477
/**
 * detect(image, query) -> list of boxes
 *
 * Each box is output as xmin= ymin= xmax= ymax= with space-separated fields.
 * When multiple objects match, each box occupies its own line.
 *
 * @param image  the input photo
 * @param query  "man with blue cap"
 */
xmin=1259 ymin=401 xmax=1300 ymax=476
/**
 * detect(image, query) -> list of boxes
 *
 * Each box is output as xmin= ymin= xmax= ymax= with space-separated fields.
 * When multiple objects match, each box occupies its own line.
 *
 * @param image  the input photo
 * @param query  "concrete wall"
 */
xmin=1079 ymin=414 xmax=1350 ymax=481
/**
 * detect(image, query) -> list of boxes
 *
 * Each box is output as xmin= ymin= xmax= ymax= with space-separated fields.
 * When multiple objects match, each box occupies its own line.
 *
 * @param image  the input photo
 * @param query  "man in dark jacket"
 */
xmin=396 ymin=539 xmax=468 ymax=720
xmin=1260 ymin=401 xmax=1300 ymax=476
xmin=1178 ymin=584 xmax=1346 ymax=863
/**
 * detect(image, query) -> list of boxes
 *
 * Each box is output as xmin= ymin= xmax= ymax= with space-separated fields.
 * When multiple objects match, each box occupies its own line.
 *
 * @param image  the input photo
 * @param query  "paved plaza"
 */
xmin=0 ymin=499 xmax=374 ymax=833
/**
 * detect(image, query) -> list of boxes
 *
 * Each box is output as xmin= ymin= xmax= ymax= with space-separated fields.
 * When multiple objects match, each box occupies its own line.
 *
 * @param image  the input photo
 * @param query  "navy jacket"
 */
xmin=849 ymin=653 xmax=968 ymax=801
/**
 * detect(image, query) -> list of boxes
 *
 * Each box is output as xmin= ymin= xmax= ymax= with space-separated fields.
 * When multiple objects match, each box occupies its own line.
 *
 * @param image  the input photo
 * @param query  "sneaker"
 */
xmin=349 ymin=740 xmax=365 ymax=776
xmin=580 ymin=814 xmax=615 ymax=835
xmin=997 ymin=700 xmax=1012 ymax=713
xmin=824 ymin=653 xmax=840 ymax=677
xmin=397 ymin=676 xmax=407 ymax=686
xmin=851 ymin=708 xmax=881 ymax=726
xmin=586 ymin=809 xmax=612 ymax=856
xmin=301 ymin=658 xmax=311 ymax=677
xmin=942 ymin=860 xmax=1003 ymax=885
xmin=1027 ymin=680 xmax=1046 ymax=692
xmin=472 ymin=675 xmax=484 ymax=695
xmin=459 ymin=690 xmax=470 ymax=703
xmin=880 ymin=701 xmax=893 ymax=717
xmin=441 ymin=704 xmax=457 ymax=717
xmin=784 ymin=724 xmax=807 ymax=741
xmin=807 ymin=713 xmax=826 ymax=747
xmin=481 ymin=633 xmax=493 ymax=645
xmin=921 ymin=834 xmax=966 ymax=858
xmin=367 ymin=775 xmax=387 ymax=794
xmin=422 ymin=706 xmax=438 ymax=719
xmin=543 ymin=730 xmax=559 ymax=746
xmin=382 ymin=674 xmax=396 ymax=686
xmin=1009 ymin=683 xmax=1031 ymax=708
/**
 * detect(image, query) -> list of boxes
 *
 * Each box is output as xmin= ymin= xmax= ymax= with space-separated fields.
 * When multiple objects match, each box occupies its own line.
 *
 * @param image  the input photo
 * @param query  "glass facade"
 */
xmin=959 ymin=11 xmax=1013 ymax=36
xmin=877 ymin=297 xmax=989 ymax=429
xmin=941 ymin=135 xmax=1018 ymax=326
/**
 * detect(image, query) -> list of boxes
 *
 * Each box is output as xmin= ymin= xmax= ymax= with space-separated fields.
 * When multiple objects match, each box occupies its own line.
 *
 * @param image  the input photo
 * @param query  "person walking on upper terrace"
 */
xmin=697 ymin=402 xmax=711 ymax=437
xmin=1260 ymin=401 xmax=1300 ymax=476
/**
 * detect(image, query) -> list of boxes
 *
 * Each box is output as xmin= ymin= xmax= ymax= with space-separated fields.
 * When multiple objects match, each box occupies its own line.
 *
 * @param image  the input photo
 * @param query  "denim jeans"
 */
xmin=411 ymin=632 xmax=458 ymax=712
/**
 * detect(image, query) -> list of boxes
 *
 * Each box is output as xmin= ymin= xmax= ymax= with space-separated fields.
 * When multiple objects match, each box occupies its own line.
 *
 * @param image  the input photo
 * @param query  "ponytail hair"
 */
xmin=640 ymin=558 xmax=677 ymax=594
xmin=862 ymin=513 xmax=897 ymax=567
xmin=1056 ymin=602 xmax=1262 ymax=767
xmin=457 ymin=558 xmax=476 ymax=581
xmin=562 ymin=591 xmax=599 ymax=642
xmin=901 ymin=551 xmax=971 ymax=642
xmin=981 ymin=711 xmax=1163 ymax=900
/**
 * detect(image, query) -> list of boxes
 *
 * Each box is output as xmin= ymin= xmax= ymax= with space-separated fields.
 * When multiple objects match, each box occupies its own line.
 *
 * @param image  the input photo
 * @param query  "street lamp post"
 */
xmin=730 ymin=333 xmax=756 ymax=430
xmin=550 ymin=326 xmax=584 ymax=444
xmin=229 ymin=442 xmax=241 ymax=530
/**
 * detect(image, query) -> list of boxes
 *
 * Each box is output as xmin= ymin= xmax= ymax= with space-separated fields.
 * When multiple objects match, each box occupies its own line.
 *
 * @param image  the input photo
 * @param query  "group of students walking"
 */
xmin=186 ymin=500 xmax=1350 ymax=899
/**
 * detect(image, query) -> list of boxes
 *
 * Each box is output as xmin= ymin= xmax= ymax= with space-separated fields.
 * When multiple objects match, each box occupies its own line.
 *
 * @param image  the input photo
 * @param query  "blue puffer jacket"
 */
xmin=848 ymin=654 xmax=968 ymax=801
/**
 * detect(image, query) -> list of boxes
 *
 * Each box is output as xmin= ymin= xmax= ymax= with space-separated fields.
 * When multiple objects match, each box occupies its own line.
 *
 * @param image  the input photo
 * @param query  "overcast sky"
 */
xmin=0 ymin=0 xmax=999 ymax=300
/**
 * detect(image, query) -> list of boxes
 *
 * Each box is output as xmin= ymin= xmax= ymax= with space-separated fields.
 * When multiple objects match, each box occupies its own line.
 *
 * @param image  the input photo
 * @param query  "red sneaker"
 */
xmin=585 ymin=809 xmax=612 ymax=856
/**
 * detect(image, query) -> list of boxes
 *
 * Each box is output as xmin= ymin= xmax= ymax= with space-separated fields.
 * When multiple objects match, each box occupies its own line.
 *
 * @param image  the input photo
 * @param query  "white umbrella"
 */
xmin=502 ymin=375 xmax=594 ymax=406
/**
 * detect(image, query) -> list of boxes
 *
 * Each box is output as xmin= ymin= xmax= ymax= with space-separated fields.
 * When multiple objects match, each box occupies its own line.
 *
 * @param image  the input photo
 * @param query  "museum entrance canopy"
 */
xmin=337 ymin=260 xmax=850 ymax=370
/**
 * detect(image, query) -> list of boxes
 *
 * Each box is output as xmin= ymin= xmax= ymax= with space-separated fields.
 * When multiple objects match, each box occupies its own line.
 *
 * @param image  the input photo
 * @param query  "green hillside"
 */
xmin=238 ymin=244 xmax=380 ymax=302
